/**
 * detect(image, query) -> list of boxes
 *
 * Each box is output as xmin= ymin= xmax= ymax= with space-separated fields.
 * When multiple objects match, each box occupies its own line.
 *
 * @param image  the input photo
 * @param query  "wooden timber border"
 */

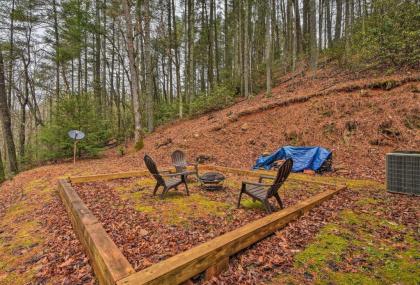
xmin=58 ymin=179 xmax=135 ymax=285
xmin=59 ymin=165 xmax=346 ymax=285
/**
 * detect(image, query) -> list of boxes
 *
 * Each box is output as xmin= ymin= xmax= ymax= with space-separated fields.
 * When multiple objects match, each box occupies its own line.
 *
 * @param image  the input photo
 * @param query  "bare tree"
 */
xmin=0 ymin=52 xmax=18 ymax=175
xmin=122 ymin=0 xmax=143 ymax=147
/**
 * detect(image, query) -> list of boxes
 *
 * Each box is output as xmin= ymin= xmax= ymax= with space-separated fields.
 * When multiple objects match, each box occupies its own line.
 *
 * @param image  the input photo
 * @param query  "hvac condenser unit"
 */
xmin=386 ymin=151 xmax=420 ymax=195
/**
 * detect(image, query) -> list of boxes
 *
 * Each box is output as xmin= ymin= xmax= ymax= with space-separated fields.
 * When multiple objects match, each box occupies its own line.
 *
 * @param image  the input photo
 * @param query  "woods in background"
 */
xmin=0 ymin=0 xmax=418 ymax=180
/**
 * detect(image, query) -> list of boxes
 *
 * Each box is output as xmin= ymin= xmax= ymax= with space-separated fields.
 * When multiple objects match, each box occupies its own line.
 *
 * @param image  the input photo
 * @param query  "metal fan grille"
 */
xmin=386 ymin=152 xmax=420 ymax=195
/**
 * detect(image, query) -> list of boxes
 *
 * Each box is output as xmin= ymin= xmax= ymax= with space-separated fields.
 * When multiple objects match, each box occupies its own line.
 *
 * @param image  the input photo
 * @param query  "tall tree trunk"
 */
xmin=144 ymin=0 xmax=154 ymax=131
xmin=94 ymin=0 xmax=102 ymax=107
xmin=335 ymin=0 xmax=343 ymax=40
xmin=326 ymin=0 xmax=332 ymax=47
xmin=208 ymin=0 xmax=214 ymax=90
xmin=7 ymin=0 xmax=16 ymax=108
xmin=309 ymin=0 xmax=318 ymax=70
xmin=344 ymin=0 xmax=351 ymax=61
xmin=244 ymin=0 xmax=249 ymax=97
xmin=303 ymin=0 xmax=309 ymax=52
xmin=319 ymin=0 xmax=324 ymax=50
xmin=122 ymin=0 xmax=143 ymax=147
xmin=286 ymin=0 xmax=294 ymax=69
xmin=102 ymin=0 xmax=107 ymax=108
xmin=0 ymin=52 xmax=18 ymax=174
xmin=293 ymin=0 xmax=303 ymax=55
xmin=213 ymin=0 xmax=220 ymax=82
xmin=266 ymin=0 xmax=272 ymax=96
xmin=187 ymin=0 xmax=195 ymax=111
xmin=52 ymin=0 xmax=60 ymax=103
xmin=167 ymin=0 xmax=173 ymax=102
xmin=224 ymin=0 xmax=229 ymax=70
xmin=171 ymin=0 xmax=182 ymax=118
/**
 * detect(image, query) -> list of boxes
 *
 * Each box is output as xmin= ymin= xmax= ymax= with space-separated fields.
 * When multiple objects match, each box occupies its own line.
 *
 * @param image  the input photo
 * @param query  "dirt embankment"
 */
xmin=117 ymin=67 xmax=420 ymax=181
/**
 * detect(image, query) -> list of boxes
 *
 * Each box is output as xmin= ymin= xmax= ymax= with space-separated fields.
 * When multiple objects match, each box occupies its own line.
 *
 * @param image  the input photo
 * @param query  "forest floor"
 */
xmin=0 ymin=67 xmax=419 ymax=284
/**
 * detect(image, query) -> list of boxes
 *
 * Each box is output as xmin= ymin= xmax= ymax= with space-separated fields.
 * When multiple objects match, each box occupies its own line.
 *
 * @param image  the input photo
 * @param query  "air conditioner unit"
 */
xmin=386 ymin=151 xmax=420 ymax=195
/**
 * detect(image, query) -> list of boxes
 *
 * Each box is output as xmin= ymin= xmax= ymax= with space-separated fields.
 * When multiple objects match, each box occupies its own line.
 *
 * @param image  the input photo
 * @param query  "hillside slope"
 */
xmin=0 ymin=67 xmax=419 ymax=285
xmin=121 ymin=67 xmax=420 ymax=181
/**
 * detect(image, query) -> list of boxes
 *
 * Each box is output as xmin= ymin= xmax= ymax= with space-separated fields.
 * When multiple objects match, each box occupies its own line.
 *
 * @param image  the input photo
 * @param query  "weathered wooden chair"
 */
xmin=144 ymin=155 xmax=189 ymax=198
xmin=237 ymin=159 xmax=293 ymax=213
xmin=171 ymin=150 xmax=198 ymax=177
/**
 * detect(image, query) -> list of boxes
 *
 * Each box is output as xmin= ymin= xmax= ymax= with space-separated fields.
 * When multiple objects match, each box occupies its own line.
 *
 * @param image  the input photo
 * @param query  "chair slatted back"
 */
xmin=268 ymin=159 xmax=293 ymax=197
xmin=171 ymin=150 xmax=187 ymax=173
xmin=144 ymin=155 xmax=165 ymax=186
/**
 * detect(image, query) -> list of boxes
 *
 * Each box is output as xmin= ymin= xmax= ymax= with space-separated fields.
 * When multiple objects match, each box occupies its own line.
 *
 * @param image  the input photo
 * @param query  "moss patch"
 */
xmin=275 ymin=207 xmax=420 ymax=284
xmin=240 ymin=198 xmax=265 ymax=210
xmin=0 ymin=179 xmax=49 ymax=285
xmin=116 ymin=179 xmax=232 ymax=226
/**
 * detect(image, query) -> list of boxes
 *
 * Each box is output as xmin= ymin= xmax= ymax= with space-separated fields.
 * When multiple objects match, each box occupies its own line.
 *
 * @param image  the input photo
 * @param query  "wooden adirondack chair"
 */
xmin=171 ymin=150 xmax=198 ymax=176
xmin=144 ymin=155 xmax=189 ymax=198
xmin=237 ymin=159 xmax=293 ymax=213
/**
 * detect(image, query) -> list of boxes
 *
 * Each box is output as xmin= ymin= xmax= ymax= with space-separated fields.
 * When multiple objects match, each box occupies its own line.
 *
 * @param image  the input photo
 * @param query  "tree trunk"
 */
xmin=7 ymin=0 xmax=16 ymax=108
xmin=52 ymin=0 xmax=60 ymax=103
xmin=94 ymin=0 xmax=102 ymax=107
xmin=319 ymin=0 xmax=324 ymax=50
xmin=0 ymin=52 xmax=18 ymax=174
xmin=171 ymin=0 xmax=182 ymax=118
xmin=167 ymin=0 xmax=173 ymax=102
xmin=0 ymin=147 xmax=5 ymax=182
xmin=266 ymin=0 xmax=272 ymax=96
xmin=326 ymin=0 xmax=332 ymax=47
xmin=144 ymin=0 xmax=154 ymax=132
xmin=335 ymin=0 xmax=343 ymax=40
xmin=309 ymin=0 xmax=318 ymax=70
xmin=122 ymin=0 xmax=143 ymax=147
xmin=213 ymin=0 xmax=220 ymax=83
xmin=187 ymin=0 xmax=195 ymax=111
xmin=208 ymin=0 xmax=214 ymax=90
xmin=293 ymin=0 xmax=303 ymax=55
xmin=243 ymin=0 xmax=249 ymax=98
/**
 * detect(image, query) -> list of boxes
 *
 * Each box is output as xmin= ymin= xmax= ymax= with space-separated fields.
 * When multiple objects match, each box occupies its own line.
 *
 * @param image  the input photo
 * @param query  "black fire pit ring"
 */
xmin=199 ymin=172 xmax=225 ymax=190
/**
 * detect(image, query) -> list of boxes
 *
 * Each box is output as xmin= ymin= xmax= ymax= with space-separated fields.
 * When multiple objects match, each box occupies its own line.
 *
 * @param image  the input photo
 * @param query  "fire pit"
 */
xmin=199 ymin=172 xmax=225 ymax=190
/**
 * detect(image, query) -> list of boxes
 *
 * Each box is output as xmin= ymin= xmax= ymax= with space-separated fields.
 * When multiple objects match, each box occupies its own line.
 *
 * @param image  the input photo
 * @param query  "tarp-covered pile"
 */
xmin=253 ymin=146 xmax=332 ymax=172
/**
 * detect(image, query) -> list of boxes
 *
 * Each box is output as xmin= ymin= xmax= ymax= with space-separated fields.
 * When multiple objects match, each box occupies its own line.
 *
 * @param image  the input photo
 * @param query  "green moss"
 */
xmin=340 ymin=210 xmax=362 ymax=225
xmin=121 ymin=183 xmax=231 ymax=226
xmin=277 ymin=204 xmax=419 ymax=285
xmin=0 ymin=220 xmax=43 ymax=285
xmin=240 ymin=199 xmax=265 ymax=210
xmin=376 ymin=234 xmax=420 ymax=285
xmin=295 ymin=225 xmax=349 ymax=270
xmin=356 ymin=197 xmax=378 ymax=206
xmin=329 ymin=272 xmax=380 ymax=285
xmin=0 ymin=270 xmax=36 ymax=285
xmin=133 ymin=204 xmax=154 ymax=213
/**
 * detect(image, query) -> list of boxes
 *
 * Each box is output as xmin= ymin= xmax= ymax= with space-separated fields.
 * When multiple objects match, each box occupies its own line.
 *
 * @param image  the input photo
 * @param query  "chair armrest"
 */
xmin=242 ymin=181 xmax=271 ymax=187
xmin=258 ymin=174 xmax=275 ymax=183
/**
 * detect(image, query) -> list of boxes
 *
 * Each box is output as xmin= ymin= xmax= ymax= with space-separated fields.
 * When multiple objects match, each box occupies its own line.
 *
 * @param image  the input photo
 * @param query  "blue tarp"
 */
xmin=253 ymin=146 xmax=332 ymax=172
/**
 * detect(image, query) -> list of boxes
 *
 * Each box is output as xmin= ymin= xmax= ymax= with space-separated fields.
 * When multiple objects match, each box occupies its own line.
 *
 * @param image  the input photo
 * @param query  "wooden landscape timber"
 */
xmin=116 ymin=185 xmax=346 ymax=285
xmin=70 ymin=164 xmax=338 ymax=187
xmin=58 ymin=179 xmax=135 ymax=285
xmin=59 ymin=166 xmax=346 ymax=285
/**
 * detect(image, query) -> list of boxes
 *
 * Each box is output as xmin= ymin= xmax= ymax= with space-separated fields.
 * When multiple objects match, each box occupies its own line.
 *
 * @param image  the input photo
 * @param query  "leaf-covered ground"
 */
xmin=1 ymin=69 xmax=419 ymax=284
xmin=73 ymin=175 xmax=330 ymax=271
xmin=0 ymin=156 xmax=419 ymax=285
